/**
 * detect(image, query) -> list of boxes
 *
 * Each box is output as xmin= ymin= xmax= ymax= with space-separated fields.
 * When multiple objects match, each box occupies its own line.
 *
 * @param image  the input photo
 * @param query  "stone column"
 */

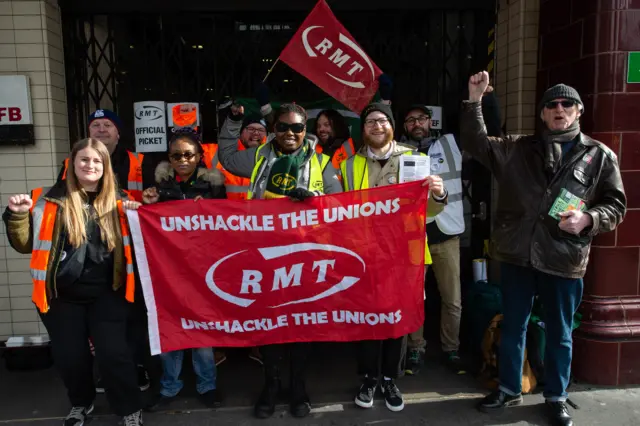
xmin=538 ymin=0 xmax=640 ymax=385
xmin=0 ymin=0 xmax=69 ymax=339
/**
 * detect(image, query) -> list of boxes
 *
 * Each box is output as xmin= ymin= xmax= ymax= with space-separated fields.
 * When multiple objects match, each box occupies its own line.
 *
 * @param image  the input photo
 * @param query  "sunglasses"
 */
xmin=544 ymin=100 xmax=576 ymax=109
xmin=169 ymin=152 xmax=196 ymax=161
xmin=275 ymin=122 xmax=306 ymax=134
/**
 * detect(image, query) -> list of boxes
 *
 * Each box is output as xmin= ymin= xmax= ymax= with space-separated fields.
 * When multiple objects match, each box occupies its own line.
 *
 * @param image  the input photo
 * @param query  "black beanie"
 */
xmin=360 ymin=102 xmax=395 ymax=130
xmin=240 ymin=114 xmax=267 ymax=133
xmin=538 ymin=84 xmax=584 ymax=113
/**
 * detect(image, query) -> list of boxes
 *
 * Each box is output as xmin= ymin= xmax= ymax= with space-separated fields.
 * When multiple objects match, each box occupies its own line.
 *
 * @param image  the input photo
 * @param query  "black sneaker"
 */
xmin=381 ymin=378 xmax=404 ymax=412
xmin=477 ymin=390 xmax=523 ymax=413
xmin=199 ymin=389 xmax=223 ymax=408
xmin=123 ymin=410 xmax=143 ymax=426
xmin=137 ymin=366 xmax=150 ymax=392
xmin=95 ymin=378 xmax=105 ymax=394
xmin=444 ymin=351 xmax=467 ymax=375
xmin=254 ymin=378 xmax=280 ymax=419
xmin=354 ymin=377 xmax=377 ymax=409
xmin=546 ymin=401 xmax=574 ymax=426
xmin=144 ymin=393 xmax=175 ymax=412
xmin=63 ymin=404 xmax=94 ymax=426
xmin=405 ymin=349 xmax=424 ymax=375
xmin=290 ymin=379 xmax=311 ymax=418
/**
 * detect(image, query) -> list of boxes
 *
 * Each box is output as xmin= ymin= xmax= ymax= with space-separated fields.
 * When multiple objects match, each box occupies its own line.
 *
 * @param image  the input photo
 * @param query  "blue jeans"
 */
xmin=159 ymin=348 xmax=216 ymax=397
xmin=498 ymin=263 xmax=583 ymax=402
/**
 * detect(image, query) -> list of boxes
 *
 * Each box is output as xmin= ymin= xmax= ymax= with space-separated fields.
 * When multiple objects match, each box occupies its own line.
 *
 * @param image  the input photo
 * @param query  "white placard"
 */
xmin=0 ymin=75 xmax=32 ymax=125
xmin=134 ymin=101 xmax=167 ymax=153
xmin=426 ymin=105 xmax=442 ymax=130
xmin=399 ymin=155 xmax=431 ymax=183
xmin=167 ymin=102 xmax=200 ymax=129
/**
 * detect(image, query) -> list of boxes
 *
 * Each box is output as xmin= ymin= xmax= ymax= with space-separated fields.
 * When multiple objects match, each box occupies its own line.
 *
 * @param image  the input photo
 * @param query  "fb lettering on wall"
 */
xmin=0 ymin=75 xmax=35 ymax=145
xmin=134 ymin=101 xmax=167 ymax=153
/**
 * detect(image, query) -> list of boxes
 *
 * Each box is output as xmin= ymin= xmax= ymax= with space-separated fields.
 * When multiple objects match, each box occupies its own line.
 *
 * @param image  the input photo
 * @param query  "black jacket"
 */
xmin=460 ymin=101 xmax=626 ymax=279
xmin=153 ymin=162 xmax=227 ymax=201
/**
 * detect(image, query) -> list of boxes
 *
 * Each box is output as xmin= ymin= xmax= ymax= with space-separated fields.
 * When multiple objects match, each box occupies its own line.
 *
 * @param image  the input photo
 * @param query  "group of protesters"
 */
xmin=3 ymin=70 xmax=626 ymax=426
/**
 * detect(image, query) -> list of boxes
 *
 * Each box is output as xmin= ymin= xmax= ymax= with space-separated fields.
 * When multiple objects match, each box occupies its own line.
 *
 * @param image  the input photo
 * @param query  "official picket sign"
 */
xmin=134 ymin=101 xmax=167 ymax=153
xmin=127 ymin=182 xmax=429 ymax=355
xmin=427 ymin=105 xmax=443 ymax=130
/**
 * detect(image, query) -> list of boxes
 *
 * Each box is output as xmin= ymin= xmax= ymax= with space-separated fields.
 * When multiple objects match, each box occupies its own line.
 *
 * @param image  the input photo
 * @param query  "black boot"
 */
xmin=254 ymin=368 xmax=280 ymax=419
xmin=290 ymin=378 xmax=311 ymax=418
xmin=477 ymin=390 xmax=523 ymax=413
xmin=546 ymin=401 xmax=574 ymax=426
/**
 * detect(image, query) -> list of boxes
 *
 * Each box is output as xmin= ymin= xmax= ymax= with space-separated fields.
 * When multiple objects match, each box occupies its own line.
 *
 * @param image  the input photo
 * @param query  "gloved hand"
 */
xmin=229 ymin=103 xmax=245 ymax=121
xmin=288 ymin=188 xmax=315 ymax=202
xmin=254 ymin=80 xmax=271 ymax=107
xmin=378 ymin=74 xmax=393 ymax=101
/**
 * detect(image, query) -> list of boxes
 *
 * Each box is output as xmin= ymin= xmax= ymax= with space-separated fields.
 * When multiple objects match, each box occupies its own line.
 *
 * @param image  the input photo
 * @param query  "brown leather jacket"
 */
xmin=460 ymin=101 xmax=626 ymax=278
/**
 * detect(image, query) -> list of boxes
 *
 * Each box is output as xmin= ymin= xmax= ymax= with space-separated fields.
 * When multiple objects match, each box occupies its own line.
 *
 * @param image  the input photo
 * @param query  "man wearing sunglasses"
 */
xmin=462 ymin=72 xmax=626 ymax=426
xmin=400 ymin=105 xmax=466 ymax=377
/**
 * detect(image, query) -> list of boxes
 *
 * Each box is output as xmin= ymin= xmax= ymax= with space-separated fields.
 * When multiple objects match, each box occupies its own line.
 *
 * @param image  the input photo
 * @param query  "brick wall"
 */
xmin=0 ymin=0 xmax=68 ymax=339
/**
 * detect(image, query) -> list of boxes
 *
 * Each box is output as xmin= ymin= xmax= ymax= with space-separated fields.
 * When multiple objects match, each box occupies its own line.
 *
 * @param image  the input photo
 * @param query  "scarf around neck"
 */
xmin=541 ymin=121 xmax=581 ymax=175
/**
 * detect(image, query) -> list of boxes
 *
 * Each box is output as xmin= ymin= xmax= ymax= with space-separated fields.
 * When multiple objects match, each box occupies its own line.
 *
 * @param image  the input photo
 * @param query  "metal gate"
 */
xmin=62 ymin=8 xmax=494 ymax=148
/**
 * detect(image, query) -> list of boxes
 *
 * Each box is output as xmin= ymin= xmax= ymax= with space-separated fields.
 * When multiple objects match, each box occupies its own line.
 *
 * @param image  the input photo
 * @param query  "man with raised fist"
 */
xmin=461 ymin=71 xmax=626 ymax=426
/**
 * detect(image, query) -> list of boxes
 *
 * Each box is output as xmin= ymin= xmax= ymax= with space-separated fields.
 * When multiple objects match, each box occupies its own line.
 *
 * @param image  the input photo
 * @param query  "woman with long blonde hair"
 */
xmin=3 ymin=138 xmax=144 ymax=426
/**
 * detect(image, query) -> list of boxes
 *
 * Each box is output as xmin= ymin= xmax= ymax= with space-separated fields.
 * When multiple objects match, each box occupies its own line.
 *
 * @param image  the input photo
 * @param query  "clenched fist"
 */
xmin=142 ymin=187 xmax=160 ymax=205
xmin=469 ymin=71 xmax=490 ymax=102
xmin=8 ymin=194 xmax=33 ymax=213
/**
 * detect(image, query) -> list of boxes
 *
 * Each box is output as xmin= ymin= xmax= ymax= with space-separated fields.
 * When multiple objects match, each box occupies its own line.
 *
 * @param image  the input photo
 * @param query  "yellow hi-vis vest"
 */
xmin=28 ymin=187 xmax=135 ymax=313
xmin=340 ymin=152 xmax=433 ymax=265
xmin=247 ymin=144 xmax=331 ymax=200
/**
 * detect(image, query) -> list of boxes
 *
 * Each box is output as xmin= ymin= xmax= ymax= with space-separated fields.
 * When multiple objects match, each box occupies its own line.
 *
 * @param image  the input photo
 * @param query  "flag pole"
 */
xmin=262 ymin=57 xmax=281 ymax=82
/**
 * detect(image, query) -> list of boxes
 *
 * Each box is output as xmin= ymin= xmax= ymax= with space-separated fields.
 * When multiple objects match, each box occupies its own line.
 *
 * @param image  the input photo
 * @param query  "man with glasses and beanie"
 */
xmin=461 ymin=71 xmax=626 ymax=426
xmin=400 ymin=105 xmax=465 ymax=376
xmin=341 ymin=102 xmax=448 ymax=413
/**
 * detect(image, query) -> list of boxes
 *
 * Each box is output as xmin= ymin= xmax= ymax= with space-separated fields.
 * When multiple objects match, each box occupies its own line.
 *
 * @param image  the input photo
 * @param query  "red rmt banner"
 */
xmin=127 ymin=182 xmax=428 ymax=355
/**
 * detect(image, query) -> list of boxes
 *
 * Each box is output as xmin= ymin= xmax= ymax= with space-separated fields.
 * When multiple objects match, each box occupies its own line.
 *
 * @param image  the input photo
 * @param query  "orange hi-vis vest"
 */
xmin=202 ymin=140 xmax=264 ymax=201
xmin=315 ymin=138 xmax=356 ymax=169
xmin=28 ymin=187 xmax=135 ymax=313
xmin=62 ymin=151 xmax=144 ymax=202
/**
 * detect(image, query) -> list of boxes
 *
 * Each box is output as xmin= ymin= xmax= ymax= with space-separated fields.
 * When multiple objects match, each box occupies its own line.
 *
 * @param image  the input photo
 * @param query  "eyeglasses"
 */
xmin=364 ymin=118 xmax=390 ymax=128
xmin=544 ymin=100 xmax=576 ymax=109
xmin=245 ymin=126 xmax=266 ymax=134
xmin=169 ymin=152 xmax=196 ymax=161
xmin=404 ymin=115 xmax=430 ymax=126
xmin=275 ymin=122 xmax=306 ymax=134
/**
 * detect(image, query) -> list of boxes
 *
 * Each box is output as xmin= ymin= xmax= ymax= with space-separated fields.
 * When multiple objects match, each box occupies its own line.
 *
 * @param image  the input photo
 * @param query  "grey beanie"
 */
xmin=538 ymin=84 xmax=584 ymax=113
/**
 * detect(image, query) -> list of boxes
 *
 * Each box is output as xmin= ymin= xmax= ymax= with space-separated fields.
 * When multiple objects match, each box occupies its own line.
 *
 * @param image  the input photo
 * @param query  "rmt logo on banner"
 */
xmin=0 ymin=107 xmax=22 ymax=123
xmin=302 ymin=27 xmax=374 ymax=89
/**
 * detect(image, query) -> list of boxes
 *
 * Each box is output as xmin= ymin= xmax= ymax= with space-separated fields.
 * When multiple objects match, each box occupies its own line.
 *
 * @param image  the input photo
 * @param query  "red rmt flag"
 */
xmin=279 ymin=0 xmax=383 ymax=114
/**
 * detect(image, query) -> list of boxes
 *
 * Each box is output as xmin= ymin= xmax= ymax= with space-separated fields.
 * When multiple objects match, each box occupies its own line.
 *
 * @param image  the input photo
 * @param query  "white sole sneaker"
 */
xmin=385 ymin=399 xmax=404 ymax=412
xmin=355 ymin=396 xmax=374 ymax=409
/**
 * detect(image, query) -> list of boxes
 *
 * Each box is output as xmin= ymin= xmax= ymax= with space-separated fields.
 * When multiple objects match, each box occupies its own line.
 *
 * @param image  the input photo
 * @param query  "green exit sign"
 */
xmin=628 ymin=52 xmax=640 ymax=83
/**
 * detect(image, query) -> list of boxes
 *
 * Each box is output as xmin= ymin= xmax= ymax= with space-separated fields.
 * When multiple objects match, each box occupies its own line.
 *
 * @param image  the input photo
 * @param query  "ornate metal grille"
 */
xmin=62 ymin=9 xmax=493 ymax=148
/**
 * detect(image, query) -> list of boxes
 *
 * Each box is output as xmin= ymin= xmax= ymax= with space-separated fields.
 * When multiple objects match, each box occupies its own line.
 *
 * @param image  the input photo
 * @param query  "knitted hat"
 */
xmin=88 ymin=109 xmax=122 ymax=132
xmin=241 ymin=114 xmax=267 ymax=133
xmin=360 ymin=102 xmax=395 ymax=130
xmin=538 ymin=84 xmax=584 ymax=113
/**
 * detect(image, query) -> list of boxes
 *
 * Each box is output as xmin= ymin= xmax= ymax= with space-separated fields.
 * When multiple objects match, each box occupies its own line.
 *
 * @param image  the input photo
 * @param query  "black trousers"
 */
xmin=40 ymin=290 xmax=141 ymax=416
xmin=357 ymin=336 xmax=406 ymax=380
xmin=261 ymin=343 xmax=308 ymax=384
